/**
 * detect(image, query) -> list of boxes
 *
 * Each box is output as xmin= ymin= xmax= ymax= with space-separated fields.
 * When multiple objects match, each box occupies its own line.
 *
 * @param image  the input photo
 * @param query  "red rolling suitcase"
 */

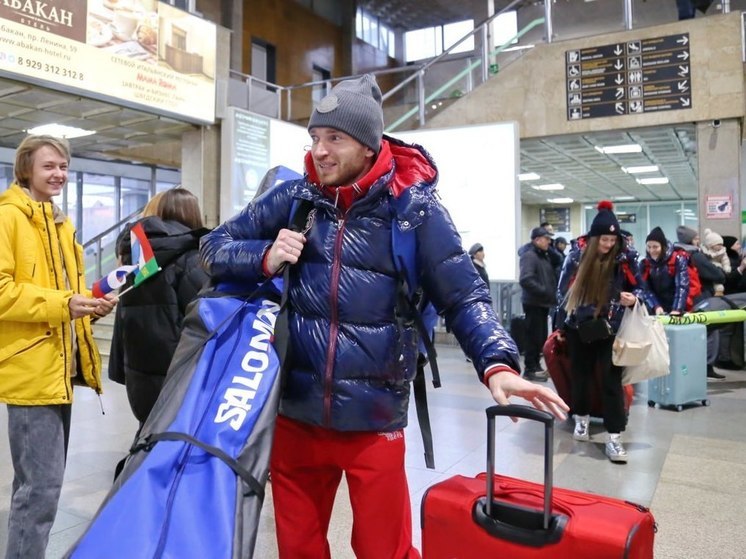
xmin=543 ymin=330 xmax=633 ymax=416
xmin=421 ymin=405 xmax=656 ymax=558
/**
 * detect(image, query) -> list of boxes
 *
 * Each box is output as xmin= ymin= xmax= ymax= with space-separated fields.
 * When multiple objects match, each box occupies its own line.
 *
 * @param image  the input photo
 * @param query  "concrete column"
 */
xmin=696 ymin=118 xmax=741 ymax=238
xmin=181 ymin=126 xmax=221 ymax=228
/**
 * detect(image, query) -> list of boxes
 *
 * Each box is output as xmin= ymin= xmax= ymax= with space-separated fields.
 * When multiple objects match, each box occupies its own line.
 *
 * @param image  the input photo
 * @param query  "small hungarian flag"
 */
xmin=91 ymin=265 xmax=137 ymax=298
xmin=130 ymin=222 xmax=160 ymax=286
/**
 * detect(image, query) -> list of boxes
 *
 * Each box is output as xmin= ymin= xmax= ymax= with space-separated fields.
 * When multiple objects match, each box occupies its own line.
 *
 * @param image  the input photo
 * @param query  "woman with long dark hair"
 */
xmin=556 ymin=201 xmax=645 ymax=463
xmin=109 ymin=187 xmax=209 ymax=424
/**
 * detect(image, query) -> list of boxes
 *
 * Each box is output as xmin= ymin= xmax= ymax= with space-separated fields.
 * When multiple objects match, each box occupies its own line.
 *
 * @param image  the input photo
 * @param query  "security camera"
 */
xmin=712 ymin=119 xmax=721 ymax=128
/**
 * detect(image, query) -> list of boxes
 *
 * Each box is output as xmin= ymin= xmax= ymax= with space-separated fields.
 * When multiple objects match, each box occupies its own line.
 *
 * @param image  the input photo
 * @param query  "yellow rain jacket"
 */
xmin=0 ymin=184 xmax=102 ymax=404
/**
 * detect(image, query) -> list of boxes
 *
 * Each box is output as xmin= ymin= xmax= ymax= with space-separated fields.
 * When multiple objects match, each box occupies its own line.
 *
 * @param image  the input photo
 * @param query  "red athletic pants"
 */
xmin=270 ymin=415 xmax=421 ymax=559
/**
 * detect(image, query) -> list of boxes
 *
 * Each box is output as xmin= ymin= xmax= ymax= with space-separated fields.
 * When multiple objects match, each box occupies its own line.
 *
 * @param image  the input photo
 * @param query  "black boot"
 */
xmin=707 ymin=365 xmax=725 ymax=379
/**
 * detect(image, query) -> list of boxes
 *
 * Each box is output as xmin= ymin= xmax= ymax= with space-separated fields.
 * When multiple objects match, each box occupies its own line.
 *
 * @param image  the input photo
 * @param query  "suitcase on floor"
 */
xmin=421 ymin=405 xmax=656 ymax=558
xmin=510 ymin=315 xmax=527 ymax=354
xmin=543 ymin=330 xmax=633 ymax=417
xmin=647 ymin=323 xmax=709 ymax=411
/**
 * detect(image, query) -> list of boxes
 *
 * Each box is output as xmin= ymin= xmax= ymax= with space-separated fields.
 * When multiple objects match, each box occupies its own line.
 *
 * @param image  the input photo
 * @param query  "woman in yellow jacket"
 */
xmin=0 ymin=135 xmax=116 ymax=559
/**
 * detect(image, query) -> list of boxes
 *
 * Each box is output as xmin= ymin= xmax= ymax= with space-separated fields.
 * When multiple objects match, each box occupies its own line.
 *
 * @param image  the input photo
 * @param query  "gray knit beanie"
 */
xmin=307 ymin=74 xmax=384 ymax=153
xmin=676 ymin=225 xmax=698 ymax=245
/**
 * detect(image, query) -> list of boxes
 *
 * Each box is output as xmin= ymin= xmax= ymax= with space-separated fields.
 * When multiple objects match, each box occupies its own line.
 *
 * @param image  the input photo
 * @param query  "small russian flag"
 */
xmin=91 ymin=265 xmax=137 ymax=298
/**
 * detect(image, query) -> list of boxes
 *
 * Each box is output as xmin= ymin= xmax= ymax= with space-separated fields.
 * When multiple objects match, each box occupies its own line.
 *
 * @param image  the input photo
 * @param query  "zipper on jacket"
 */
xmin=72 ymin=237 xmax=103 ymax=394
xmin=323 ymin=217 xmax=346 ymax=426
xmin=43 ymin=205 xmax=71 ymax=401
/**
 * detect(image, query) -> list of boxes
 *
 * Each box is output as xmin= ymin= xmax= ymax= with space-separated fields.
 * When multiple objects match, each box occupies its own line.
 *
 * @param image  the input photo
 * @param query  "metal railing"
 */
xmin=228 ymin=0 xmax=534 ymax=129
xmin=384 ymin=15 xmax=545 ymax=132
xmin=228 ymin=0 xmax=697 ymax=133
xmin=83 ymin=207 xmax=143 ymax=281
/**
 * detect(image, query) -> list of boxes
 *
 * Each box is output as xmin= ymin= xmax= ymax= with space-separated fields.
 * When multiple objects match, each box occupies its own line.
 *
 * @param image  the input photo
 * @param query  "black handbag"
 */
xmin=577 ymin=317 xmax=614 ymax=344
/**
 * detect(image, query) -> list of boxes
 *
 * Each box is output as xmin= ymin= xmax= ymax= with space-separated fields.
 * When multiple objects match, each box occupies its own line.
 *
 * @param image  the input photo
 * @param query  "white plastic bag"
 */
xmin=622 ymin=317 xmax=670 ymax=385
xmin=612 ymin=303 xmax=653 ymax=367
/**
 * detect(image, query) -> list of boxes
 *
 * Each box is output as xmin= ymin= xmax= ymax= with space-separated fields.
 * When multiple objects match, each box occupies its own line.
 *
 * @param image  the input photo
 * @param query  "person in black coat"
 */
xmin=675 ymin=225 xmax=727 ymax=378
xmin=722 ymin=236 xmax=746 ymax=294
xmin=468 ymin=242 xmax=489 ymax=285
xmin=640 ymin=226 xmax=689 ymax=316
xmin=109 ymin=188 xmax=210 ymax=424
xmin=518 ymin=227 xmax=558 ymax=382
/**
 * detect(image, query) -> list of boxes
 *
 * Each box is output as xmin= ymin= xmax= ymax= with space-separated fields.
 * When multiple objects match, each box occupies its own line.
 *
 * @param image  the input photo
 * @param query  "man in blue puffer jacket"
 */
xmin=200 ymin=74 xmax=568 ymax=559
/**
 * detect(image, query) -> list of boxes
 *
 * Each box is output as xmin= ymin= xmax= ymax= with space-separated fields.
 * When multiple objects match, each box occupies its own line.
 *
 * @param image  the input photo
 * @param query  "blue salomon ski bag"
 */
xmin=66 ymin=280 xmax=284 ymax=559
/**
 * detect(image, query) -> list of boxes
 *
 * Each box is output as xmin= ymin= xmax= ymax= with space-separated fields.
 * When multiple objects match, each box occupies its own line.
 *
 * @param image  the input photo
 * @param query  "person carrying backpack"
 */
xmin=640 ymin=226 xmax=695 ymax=316
xmin=200 ymin=74 xmax=569 ymax=559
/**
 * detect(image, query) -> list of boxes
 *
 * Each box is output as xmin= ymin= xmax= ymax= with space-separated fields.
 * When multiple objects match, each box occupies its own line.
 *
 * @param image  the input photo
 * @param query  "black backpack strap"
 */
xmin=393 ymin=260 xmax=438 ymax=469
xmin=131 ymin=432 xmax=265 ymax=500
xmin=274 ymin=199 xmax=315 ymax=387
xmin=413 ymin=354 xmax=435 ymax=469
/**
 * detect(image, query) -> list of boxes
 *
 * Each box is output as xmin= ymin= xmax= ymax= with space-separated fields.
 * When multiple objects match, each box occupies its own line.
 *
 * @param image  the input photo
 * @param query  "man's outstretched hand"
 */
xmin=487 ymin=371 xmax=570 ymax=422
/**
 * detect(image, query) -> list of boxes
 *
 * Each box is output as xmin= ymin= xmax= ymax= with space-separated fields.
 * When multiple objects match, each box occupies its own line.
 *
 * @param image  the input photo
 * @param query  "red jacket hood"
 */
xmin=304 ymin=138 xmax=437 ymax=210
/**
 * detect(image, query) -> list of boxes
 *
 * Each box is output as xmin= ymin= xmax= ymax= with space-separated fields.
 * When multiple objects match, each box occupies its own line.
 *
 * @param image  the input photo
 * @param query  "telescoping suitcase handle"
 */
xmin=474 ymin=405 xmax=567 ymax=548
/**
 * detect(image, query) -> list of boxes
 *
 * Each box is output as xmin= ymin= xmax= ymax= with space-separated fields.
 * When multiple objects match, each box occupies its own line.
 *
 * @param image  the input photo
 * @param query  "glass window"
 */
xmin=491 ymin=10 xmax=518 ymax=48
xmin=157 ymin=180 xmax=179 ymax=192
xmin=379 ymin=23 xmax=389 ymax=53
xmin=362 ymin=11 xmax=372 ymax=45
xmin=405 ymin=27 xmax=441 ymax=62
xmin=0 ymin=164 xmax=13 ymax=192
xmin=650 ymin=203 xmax=686 ymax=245
xmin=81 ymin=173 xmax=116 ymax=244
xmin=122 ymin=177 xmax=150 ymax=219
xmin=443 ymin=20 xmax=474 ymax=54
xmin=367 ymin=18 xmax=378 ymax=47
xmin=62 ymin=173 xmax=78 ymax=234
xmin=681 ymin=202 xmax=699 ymax=228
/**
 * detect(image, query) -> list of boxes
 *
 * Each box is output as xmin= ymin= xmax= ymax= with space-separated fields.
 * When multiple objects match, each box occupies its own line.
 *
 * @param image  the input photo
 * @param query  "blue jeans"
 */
xmin=5 ymin=404 xmax=71 ymax=559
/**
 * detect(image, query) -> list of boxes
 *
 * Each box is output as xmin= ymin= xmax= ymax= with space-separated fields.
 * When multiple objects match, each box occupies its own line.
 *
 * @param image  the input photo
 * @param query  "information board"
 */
xmin=540 ymin=207 xmax=570 ymax=232
xmin=566 ymin=33 xmax=691 ymax=120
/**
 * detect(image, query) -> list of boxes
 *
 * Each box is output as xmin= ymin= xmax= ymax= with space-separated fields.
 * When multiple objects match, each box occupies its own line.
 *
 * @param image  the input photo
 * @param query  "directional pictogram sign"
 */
xmin=566 ymin=33 xmax=692 ymax=120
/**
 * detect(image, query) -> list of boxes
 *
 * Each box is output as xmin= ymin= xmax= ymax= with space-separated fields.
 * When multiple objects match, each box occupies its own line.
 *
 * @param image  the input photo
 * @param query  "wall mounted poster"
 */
xmin=0 ymin=0 xmax=217 ymax=123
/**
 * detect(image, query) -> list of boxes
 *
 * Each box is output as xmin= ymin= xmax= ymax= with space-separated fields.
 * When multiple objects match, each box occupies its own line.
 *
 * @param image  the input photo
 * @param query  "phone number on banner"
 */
xmin=16 ymin=56 xmax=84 ymax=80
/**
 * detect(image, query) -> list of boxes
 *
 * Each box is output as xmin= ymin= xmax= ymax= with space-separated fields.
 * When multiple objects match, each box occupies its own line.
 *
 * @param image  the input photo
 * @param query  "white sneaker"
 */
xmin=605 ymin=433 xmax=628 ymax=463
xmin=572 ymin=415 xmax=590 ymax=441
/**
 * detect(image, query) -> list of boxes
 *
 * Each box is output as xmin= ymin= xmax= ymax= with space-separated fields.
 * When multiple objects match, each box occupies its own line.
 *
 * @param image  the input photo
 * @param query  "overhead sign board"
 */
xmin=0 ymin=1 xmax=216 ymax=124
xmin=566 ymin=33 xmax=691 ymax=121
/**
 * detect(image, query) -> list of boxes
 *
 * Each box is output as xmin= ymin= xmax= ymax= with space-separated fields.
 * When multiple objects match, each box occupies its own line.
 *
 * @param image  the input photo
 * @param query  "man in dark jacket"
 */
xmin=468 ymin=242 xmax=489 ymax=284
xmin=519 ymin=227 xmax=558 ymax=381
xmin=200 ymin=74 xmax=568 ymax=558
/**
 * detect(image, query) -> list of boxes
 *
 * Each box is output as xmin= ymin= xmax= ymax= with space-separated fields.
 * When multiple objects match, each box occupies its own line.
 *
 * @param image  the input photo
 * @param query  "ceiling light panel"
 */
xmin=531 ymin=183 xmax=565 ymax=191
xmin=636 ymin=177 xmax=669 ymax=185
xmin=594 ymin=144 xmax=643 ymax=154
xmin=621 ymin=165 xmax=659 ymax=174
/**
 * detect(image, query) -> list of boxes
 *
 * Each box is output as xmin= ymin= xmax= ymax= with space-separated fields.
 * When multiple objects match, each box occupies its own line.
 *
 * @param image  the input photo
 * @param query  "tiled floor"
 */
xmin=1 ymin=345 xmax=744 ymax=558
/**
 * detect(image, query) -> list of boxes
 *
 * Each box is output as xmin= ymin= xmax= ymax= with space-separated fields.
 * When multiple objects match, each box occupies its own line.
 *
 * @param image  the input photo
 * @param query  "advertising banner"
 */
xmin=0 ymin=0 xmax=216 ymax=123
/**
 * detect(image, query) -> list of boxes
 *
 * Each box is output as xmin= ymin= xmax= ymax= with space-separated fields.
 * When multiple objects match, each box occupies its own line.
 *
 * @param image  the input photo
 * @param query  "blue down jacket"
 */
xmin=556 ymin=235 xmax=645 ymax=333
xmin=200 ymin=137 xmax=520 ymax=432
xmin=640 ymin=242 xmax=689 ymax=313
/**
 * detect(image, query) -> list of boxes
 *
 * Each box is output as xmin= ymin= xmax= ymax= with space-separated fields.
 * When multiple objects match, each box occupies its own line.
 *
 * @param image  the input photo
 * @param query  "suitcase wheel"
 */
xmin=647 ymin=400 xmax=656 ymax=408
xmin=676 ymin=405 xmax=683 ymax=412
xmin=702 ymin=399 xmax=711 ymax=407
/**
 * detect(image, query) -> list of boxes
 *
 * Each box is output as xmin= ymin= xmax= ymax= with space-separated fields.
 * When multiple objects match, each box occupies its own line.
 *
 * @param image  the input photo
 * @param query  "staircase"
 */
xmin=92 ymin=313 xmax=116 ymax=374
